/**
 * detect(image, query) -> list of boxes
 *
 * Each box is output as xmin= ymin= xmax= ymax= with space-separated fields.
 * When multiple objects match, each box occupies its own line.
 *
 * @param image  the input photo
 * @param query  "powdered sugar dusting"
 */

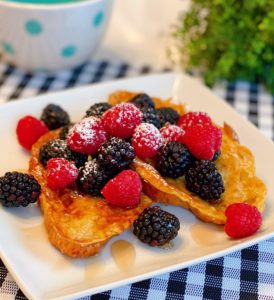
xmin=132 ymin=123 xmax=163 ymax=158
xmin=67 ymin=117 xmax=108 ymax=154
xmin=68 ymin=117 xmax=101 ymax=143
xmin=49 ymin=158 xmax=78 ymax=177
xmin=160 ymin=125 xmax=185 ymax=143
xmin=46 ymin=158 xmax=78 ymax=189
xmin=101 ymin=103 xmax=143 ymax=138
xmin=178 ymin=112 xmax=212 ymax=129
xmin=80 ymin=160 xmax=100 ymax=181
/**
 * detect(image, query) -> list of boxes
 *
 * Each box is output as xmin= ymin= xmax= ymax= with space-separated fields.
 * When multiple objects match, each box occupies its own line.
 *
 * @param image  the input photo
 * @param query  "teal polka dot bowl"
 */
xmin=0 ymin=0 xmax=112 ymax=72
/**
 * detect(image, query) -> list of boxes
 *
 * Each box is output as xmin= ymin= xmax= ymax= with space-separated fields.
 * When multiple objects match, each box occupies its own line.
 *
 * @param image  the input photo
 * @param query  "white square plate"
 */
xmin=0 ymin=73 xmax=274 ymax=300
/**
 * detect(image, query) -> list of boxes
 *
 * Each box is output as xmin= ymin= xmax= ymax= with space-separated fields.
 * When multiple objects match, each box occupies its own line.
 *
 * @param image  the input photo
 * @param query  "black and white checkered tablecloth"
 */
xmin=0 ymin=59 xmax=274 ymax=300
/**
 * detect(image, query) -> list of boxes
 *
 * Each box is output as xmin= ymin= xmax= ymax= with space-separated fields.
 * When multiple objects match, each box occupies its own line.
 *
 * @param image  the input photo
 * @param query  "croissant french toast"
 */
xmin=108 ymin=91 xmax=266 ymax=225
xmin=23 ymin=89 xmax=266 ymax=258
xmin=29 ymin=130 xmax=152 ymax=257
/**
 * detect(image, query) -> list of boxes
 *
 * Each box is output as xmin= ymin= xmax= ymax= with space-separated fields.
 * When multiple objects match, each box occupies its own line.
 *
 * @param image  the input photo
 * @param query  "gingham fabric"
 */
xmin=0 ymin=58 xmax=274 ymax=300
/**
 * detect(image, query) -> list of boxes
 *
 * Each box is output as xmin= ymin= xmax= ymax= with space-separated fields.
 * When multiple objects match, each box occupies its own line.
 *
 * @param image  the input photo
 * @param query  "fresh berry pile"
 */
xmin=0 ymin=91 xmax=262 ymax=245
xmin=14 ymin=96 xmax=224 ymax=204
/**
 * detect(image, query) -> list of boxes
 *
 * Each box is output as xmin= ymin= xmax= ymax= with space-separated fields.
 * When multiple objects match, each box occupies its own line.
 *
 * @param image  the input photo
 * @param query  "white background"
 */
xmin=94 ymin=0 xmax=190 ymax=67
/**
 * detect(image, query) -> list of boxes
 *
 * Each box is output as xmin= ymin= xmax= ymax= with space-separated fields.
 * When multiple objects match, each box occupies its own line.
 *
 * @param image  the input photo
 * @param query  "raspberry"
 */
xmin=212 ymin=125 xmax=222 ymax=152
xmin=16 ymin=115 xmax=49 ymax=151
xmin=101 ymin=170 xmax=142 ymax=207
xmin=178 ymin=112 xmax=212 ymax=129
xmin=131 ymin=123 xmax=163 ymax=159
xmin=67 ymin=117 xmax=108 ymax=155
xmin=180 ymin=123 xmax=222 ymax=160
xmin=160 ymin=125 xmax=185 ymax=143
xmin=101 ymin=103 xmax=143 ymax=138
xmin=46 ymin=158 xmax=78 ymax=190
xmin=224 ymin=203 xmax=262 ymax=238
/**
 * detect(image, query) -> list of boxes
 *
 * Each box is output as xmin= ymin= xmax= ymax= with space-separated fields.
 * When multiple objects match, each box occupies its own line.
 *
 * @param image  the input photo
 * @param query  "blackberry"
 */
xmin=130 ymin=93 xmax=155 ymax=109
xmin=97 ymin=137 xmax=135 ymax=172
xmin=156 ymin=142 xmax=193 ymax=179
xmin=59 ymin=123 xmax=74 ymax=140
xmin=0 ymin=172 xmax=41 ymax=207
xmin=142 ymin=107 xmax=161 ymax=129
xmin=39 ymin=139 xmax=87 ymax=168
xmin=41 ymin=104 xmax=70 ymax=130
xmin=85 ymin=102 xmax=112 ymax=118
xmin=157 ymin=107 xmax=180 ymax=127
xmin=133 ymin=206 xmax=180 ymax=247
xmin=212 ymin=149 xmax=221 ymax=161
xmin=77 ymin=160 xmax=113 ymax=196
xmin=185 ymin=160 xmax=225 ymax=202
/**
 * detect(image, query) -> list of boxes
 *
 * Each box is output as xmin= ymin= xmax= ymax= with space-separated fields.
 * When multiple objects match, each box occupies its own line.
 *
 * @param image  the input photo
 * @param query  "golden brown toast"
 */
xmin=29 ymin=130 xmax=152 ymax=257
xmin=108 ymin=91 xmax=266 ymax=225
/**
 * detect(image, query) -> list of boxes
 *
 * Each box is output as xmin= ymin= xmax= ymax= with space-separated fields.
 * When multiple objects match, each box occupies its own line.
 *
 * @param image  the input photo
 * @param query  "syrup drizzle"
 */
xmin=111 ymin=240 xmax=135 ymax=272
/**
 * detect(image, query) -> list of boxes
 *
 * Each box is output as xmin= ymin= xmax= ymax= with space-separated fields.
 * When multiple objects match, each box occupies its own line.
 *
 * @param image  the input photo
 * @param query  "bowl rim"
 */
xmin=0 ymin=0 xmax=107 ymax=11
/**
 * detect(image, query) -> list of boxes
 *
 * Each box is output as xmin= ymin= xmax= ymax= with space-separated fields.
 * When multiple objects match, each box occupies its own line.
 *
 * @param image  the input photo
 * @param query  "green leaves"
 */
xmin=175 ymin=0 xmax=274 ymax=92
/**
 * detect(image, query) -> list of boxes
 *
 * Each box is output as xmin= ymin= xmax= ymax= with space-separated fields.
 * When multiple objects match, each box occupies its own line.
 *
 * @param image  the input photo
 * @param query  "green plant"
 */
xmin=175 ymin=0 xmax=274 ymax=92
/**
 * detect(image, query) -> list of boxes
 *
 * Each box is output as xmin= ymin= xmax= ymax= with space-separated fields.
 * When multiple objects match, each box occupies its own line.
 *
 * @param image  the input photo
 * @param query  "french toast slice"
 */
xmin=132 ymin=123 xmax=266 ymax=225
xmin=29 ymin=130 xmax=152 ymax=257
xmin=108 ymin=91 xmax=266 ymax=225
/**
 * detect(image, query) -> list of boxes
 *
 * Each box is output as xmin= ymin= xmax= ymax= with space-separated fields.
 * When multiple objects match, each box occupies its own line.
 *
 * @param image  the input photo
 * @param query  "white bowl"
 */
xmin=0 ymin=0 xmax=113 ymax=72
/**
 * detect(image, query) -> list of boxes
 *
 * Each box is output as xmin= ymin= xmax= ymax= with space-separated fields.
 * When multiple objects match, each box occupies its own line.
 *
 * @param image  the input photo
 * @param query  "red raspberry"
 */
xmin=180 ymin=123 xmax=222 ymax=160
xmin=46 ymin=158 xmax=78 ymax=190
xmin=16 ymin=115 xmax=49 ymax=150
xmin=224 ymin=203 xmax=262 ymax=238
xmin=67 ymin=117 xmax=108 ymax=155
xmin=212 ymin=125 xmax=222 ymax=151
xmin=178 ymin=112 xmax=212 ymax=129
xmin=101 ymin=170 xmax=142 ymax=207
xmin=101 ymin=103 xmax=143 ymax=138
xmin=131 ymin=123 xmax=163 ymax=159
xmin=160 ymin=125 xmax=185 ymax=143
